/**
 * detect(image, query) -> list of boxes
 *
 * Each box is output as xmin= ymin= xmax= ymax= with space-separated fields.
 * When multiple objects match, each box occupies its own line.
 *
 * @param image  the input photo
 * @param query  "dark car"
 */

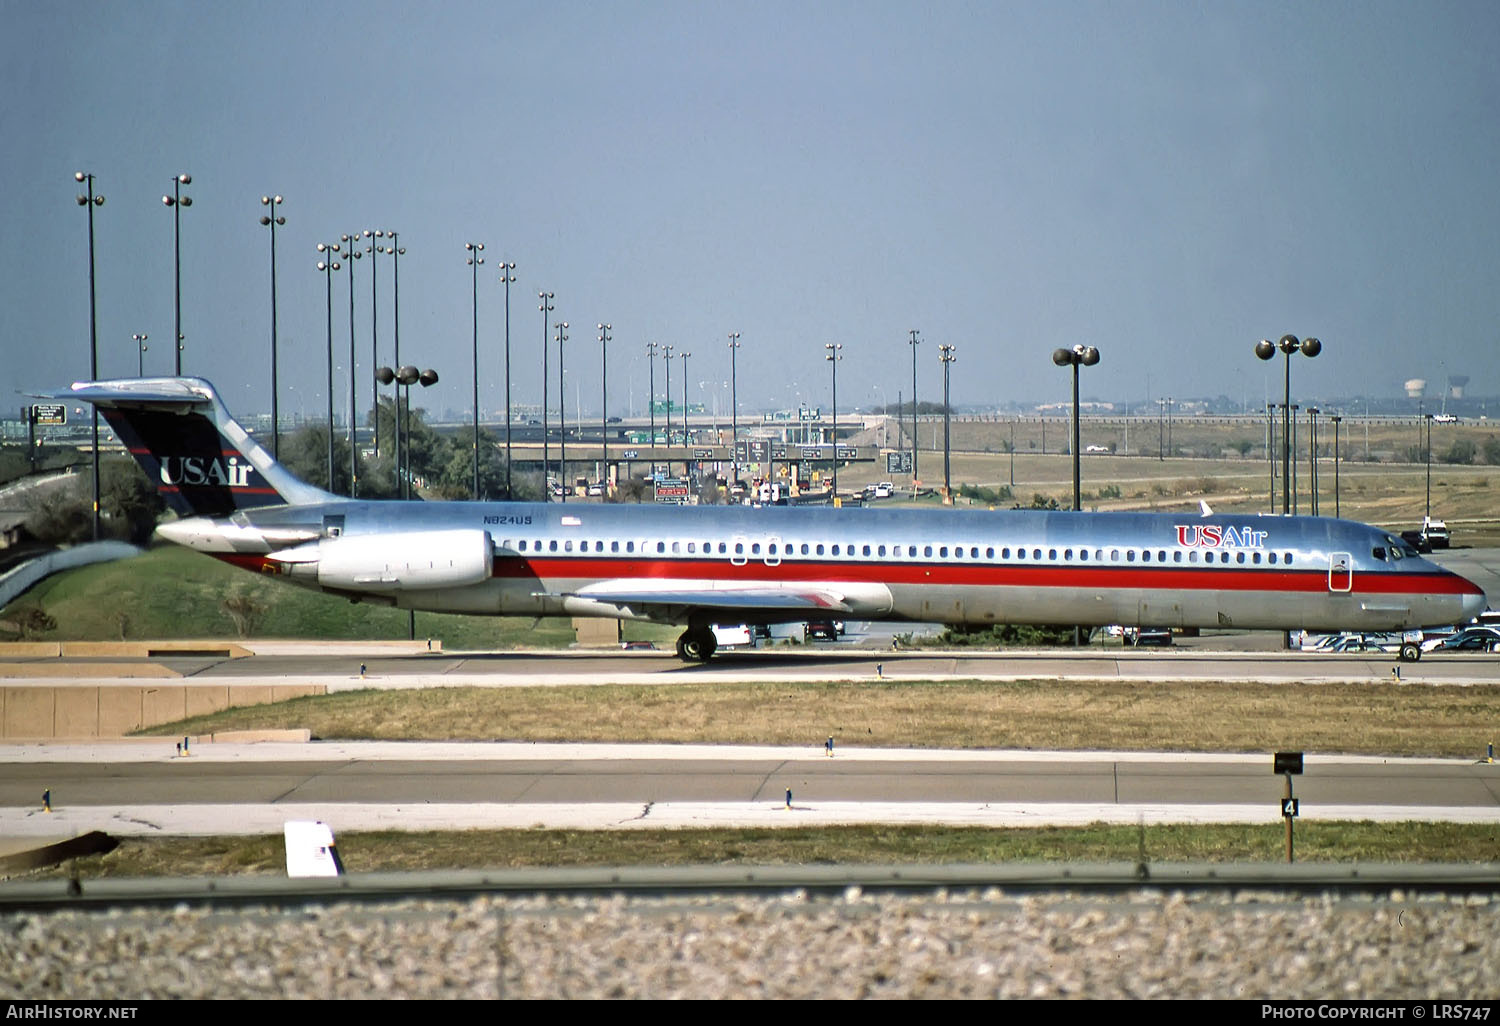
xmin=1123 ymin=626 xmax=1172 ymax=646
xmin=804 ymin=620 xmax=844 ymax=641
xmin=1399 ymin=530 xmax=1433 ymax=554
xmin=1422 ymin=626 xmax=1500 ymax=654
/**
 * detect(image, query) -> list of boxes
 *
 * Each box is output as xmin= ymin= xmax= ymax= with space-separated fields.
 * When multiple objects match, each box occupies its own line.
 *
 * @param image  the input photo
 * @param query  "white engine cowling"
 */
xmin=274 ymin=529 xmax=493 ymax=592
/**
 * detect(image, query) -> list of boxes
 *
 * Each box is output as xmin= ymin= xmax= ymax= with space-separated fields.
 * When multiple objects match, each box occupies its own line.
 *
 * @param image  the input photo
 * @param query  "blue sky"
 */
xmin=4 ymin=0 xmax=1498 ymax=423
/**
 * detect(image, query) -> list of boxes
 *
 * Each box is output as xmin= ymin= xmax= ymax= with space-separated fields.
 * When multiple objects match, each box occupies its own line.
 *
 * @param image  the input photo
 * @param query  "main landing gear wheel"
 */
xmin=675 ymin=628 xmax=717 ymax=662
xmin=1399 ymin=643 xmax=1421 ymax=662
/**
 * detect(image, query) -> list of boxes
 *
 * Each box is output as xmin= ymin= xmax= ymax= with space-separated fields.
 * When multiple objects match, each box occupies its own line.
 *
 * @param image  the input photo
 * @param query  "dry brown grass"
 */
xmin=151 ymin=679 xmax=1500 ymax=759
xmin=35 ymin=820 xmax=1500 ymax=880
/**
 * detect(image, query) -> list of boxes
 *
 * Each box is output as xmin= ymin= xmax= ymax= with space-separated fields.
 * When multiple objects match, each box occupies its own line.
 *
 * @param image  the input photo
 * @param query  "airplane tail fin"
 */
xmin=63 ymin=377 xmax=336 ymax=517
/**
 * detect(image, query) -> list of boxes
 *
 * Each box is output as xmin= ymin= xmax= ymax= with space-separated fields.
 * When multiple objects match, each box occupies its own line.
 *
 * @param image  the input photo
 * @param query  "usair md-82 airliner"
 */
xmin=67 ymin=377 xmax=1486 ymax=661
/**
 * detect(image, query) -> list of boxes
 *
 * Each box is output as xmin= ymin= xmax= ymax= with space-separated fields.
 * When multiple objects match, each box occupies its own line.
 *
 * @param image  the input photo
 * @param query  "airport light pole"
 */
xmin=556 ymin=320 xmax=569 ymax=501
xmin=663 ymin=344 xmax=674 ymax=447
xmin=1424 ymin=412 xmax=1433 ymax=523
xmin=938 ymin=344 xmax=956 ymax=502
xmin=645 ymin=342 xmax=658 ymax=468
xmin=382 ymin=233 xmax=406 ymax=493
xmin=1052 ymin=344 xmax=1101 ymax=512
xmin=1330 ymin=414 xmax=1342 ymax=517
xmin=259 ymin=196 xmax=285 ymax=459
xmin=465 ymin=242 xmax=484 ymax=500
xmin=908 ymin=329 xmax=920 ymax=490
xmin=728 ymin=332 xmax=740 ymax=490
xmin=315 ymin=243 xmax=342 ymax=490
xmin=1308 ymin=406 xmax=1319 ymax=516
xmin=1266 ymin=402 xmax=1276 ymax=513
xmin=539 ymin=291 xmax=554 ymax=497
xmin=825 ymin=343 xmax=842 ymax=499
xmin=377 ymin=362 xmax=438 ymax=644
xmin=598 ymin=323 xmax=611 ymax=495
xmin=1254 ymin=335 xmax=1321 ymax=514
xmin=339 ymin=235 xmax=363 ymax=496
xmin=1157 ymin=397 xmax=1166 ymax=462
xmin=362 ymin=229 xmax=386 ymax=461
xmin=162 ymin=174 xmax=192 ymax=374
xmin=75 ymin=172 xmax=104 ymax=542
xmin=1289 ymin=404 xmax=1300 ymax=512
xmin=133 ymin=333 xmax=148 ymax=376
xmin=498 ymin=260 xmax=516 ymax=497
xmin=680 ymin=349 xmax=692 ymax=452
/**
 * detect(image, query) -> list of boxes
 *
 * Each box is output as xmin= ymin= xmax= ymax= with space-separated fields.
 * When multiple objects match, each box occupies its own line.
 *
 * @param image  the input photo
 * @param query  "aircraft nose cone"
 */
xmin=1462 ymin=583 xmax=1489 ymax=623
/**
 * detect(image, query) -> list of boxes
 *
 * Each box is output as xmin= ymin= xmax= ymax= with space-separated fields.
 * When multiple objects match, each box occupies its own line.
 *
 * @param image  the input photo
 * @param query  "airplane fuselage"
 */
xmin=160 ymin=499 xmax=1485 ymax=635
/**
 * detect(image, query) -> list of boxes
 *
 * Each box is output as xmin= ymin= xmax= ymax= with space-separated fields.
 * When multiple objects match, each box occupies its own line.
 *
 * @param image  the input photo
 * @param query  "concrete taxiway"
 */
xmin=3 ymin=740 xmax=1498 ymax=840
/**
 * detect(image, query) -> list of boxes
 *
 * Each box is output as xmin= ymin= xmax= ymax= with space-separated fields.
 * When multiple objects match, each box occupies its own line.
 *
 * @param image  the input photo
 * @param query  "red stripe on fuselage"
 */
xmin=202 ymin=550 xmax=1476 ymax=600
xmin=488 ymin=556 xmax=1476 ymax=597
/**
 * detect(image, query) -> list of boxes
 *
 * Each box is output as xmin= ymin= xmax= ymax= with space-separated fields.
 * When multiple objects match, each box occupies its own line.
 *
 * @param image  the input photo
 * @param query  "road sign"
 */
xmin=1273 ymin=751 xmax=1303 ymax=775
xmin=886 ymin=451 xmax=913 ymax=474
xmin=654 ymin=479 xmax=691 ymax=504
xmin=31 ymin=404 xmax=66 ymax=426
xmin=1281 ymin=798 xmax=1300 ymax=818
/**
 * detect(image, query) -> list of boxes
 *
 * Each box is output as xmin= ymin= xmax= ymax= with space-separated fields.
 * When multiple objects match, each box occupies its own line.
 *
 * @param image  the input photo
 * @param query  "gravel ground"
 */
xmin=4 ymin=887 xmax=1499 ymax=999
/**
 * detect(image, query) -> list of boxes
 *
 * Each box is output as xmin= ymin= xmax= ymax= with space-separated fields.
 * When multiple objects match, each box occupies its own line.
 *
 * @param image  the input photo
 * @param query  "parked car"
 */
xmin=1421 ymin=517 xmax=1450 ymax=549
xmin=1122 ymin=626 xmax=1172 ymax=646
xmin=804 ymin=620 xmax=845 ymax=641
xmin=1421 ymin=626 xmax=1500 ymax=653
xmin=1399 ymin=530 xmax=1433 ymax=554
xmin=1324 ymin=632 xmax=1408 ymax=653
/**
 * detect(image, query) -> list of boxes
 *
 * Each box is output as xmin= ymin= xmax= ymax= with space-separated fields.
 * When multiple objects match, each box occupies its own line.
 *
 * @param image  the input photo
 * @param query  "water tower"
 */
xmin=1404 ymin=378 xmax=1426 ymax=399
xmin=1448 ymin=375 xmax=1469 ymax=399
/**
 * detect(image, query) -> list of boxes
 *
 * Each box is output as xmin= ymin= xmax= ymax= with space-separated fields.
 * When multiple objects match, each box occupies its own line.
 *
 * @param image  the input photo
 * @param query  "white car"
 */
xmin=874 ymin=482 xmax=893 ymax=498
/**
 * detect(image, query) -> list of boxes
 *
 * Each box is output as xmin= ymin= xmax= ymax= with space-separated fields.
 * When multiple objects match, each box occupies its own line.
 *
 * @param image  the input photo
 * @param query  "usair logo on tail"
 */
xmin=160 ymin=455 xmax=256 ymax=488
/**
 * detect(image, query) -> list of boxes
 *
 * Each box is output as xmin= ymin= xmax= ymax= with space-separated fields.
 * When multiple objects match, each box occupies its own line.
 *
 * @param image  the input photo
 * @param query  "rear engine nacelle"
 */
xmin=273 ymin=529 xmax=493 ymax=592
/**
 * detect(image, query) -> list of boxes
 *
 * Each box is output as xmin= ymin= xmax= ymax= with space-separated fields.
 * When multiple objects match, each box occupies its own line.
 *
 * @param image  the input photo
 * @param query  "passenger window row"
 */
xmin=498 ymin=537 xmax=1296 ymax=567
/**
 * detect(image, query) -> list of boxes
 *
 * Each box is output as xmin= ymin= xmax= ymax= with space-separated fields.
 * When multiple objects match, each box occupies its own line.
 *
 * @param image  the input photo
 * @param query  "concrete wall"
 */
xmin=1 ymin=683 xmax=326 ymax=739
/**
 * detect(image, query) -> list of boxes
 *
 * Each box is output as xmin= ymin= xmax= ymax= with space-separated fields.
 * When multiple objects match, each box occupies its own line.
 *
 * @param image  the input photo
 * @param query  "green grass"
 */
xmin=1 ymin=543 xmax=674 ymax=648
